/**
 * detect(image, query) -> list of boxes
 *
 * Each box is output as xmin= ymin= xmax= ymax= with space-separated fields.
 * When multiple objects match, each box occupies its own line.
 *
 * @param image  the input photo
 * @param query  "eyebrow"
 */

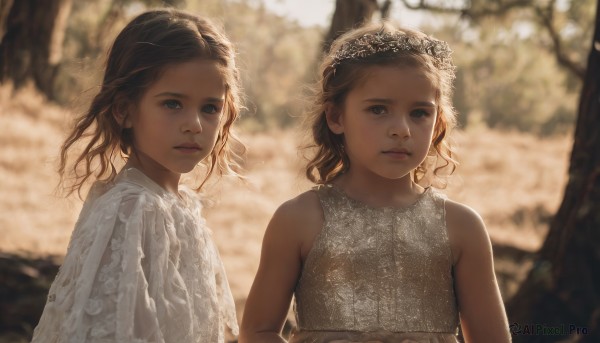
xmin=154 ymin=92 xmax=224 ymax=102
xmin=363 ymin=98 xmax=436 ymax=107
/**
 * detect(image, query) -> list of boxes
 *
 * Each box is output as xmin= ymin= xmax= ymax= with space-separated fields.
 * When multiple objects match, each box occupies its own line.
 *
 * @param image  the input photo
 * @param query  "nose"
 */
xmin=388 ymin=114 xmax=410 ymax=139
xmin=182 ymin=110 xmax=202 ymax=134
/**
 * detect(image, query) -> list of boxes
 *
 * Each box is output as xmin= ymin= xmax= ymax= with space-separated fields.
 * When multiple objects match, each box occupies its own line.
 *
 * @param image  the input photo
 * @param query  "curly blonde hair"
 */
xmin=59 ymin=8 xmax=245 ymax=197
xmin=305 ymin=22 xmax=457 ymax=187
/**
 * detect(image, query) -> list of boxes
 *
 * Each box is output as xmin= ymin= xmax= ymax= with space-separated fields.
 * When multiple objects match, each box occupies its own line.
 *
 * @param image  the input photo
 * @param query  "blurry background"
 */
xmin=0 ymin=0 xmax=597 ymax=342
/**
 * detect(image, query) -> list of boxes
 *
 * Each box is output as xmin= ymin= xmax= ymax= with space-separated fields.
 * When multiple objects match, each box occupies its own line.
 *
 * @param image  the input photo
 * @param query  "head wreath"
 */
xmin=331 ymin=31 xmax=453 ymax=72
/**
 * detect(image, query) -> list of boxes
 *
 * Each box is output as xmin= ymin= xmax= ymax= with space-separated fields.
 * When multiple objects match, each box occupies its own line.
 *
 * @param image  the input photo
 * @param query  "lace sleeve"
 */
xmin=31 ymin=189 xmax=164 ymax=343
xmin=211 ymin=239 xmax=239 ymax=337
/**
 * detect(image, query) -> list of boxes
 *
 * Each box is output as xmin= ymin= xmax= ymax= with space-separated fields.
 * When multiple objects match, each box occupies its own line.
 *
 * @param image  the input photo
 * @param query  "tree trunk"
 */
xmin=322 ymin=0 xmax=379 ymax=54
xmin=506 ymin=1 xmax=600 ymax=342
xmin=0 ymin=0 xmax=72 ymax=100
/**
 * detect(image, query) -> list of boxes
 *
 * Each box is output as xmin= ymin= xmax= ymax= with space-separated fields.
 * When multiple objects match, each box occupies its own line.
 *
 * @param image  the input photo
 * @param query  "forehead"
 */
xmin=148 ymin=58 xmax=226 ymax=96
xmin=349 ymin=65 xmax=437 ymax=101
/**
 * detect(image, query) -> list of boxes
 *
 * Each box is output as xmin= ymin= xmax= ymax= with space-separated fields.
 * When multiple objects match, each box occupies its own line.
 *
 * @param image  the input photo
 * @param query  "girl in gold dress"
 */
xmin=240 ymin=22 xmax=511 ymax=343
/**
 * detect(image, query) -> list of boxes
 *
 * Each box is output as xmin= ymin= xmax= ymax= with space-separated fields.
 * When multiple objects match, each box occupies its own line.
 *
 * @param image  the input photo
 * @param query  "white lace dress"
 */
xmin=31 ymin=168 xmax=238 ymax=343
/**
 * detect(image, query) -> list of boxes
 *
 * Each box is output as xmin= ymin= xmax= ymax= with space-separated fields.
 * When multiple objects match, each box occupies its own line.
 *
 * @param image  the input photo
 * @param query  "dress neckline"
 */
xmin=323 ymin=183 xmax=431 ymax=212
xmin=118 ymin=168 xmax=199 ymax=208
xmin=120 ymin=167 xmax=187 ymax=199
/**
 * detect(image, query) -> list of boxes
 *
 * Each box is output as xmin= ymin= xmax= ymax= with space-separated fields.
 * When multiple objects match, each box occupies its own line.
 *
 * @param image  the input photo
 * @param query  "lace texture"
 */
xmin=31 ymin=168 xmax=238 ymax=343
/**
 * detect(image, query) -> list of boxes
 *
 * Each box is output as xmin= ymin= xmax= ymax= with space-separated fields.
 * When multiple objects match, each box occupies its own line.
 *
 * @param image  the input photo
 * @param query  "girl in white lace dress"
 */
xmin=31 ymin=8 xmax=243 ymax=343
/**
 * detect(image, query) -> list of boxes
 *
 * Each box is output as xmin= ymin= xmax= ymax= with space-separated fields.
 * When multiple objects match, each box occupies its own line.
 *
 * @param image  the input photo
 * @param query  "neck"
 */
xmin=125 ymin=153 xmax=181 ymax=196
xmin=333 ymin=168 xmax=425 ymax=208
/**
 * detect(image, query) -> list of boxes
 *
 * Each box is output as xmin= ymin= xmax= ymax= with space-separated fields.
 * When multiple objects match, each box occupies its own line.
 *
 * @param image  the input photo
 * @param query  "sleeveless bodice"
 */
xmin=292 ymin=184 xmax=459 ymax=341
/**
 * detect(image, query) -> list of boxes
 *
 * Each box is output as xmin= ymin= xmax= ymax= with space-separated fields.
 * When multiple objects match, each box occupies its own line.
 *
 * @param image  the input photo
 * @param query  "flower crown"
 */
xmin=330 ymin=30 xmax=454 ymax=72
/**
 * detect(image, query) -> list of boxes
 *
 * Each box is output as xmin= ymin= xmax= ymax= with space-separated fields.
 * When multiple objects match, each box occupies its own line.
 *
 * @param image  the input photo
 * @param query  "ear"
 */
xmin=113 ymin=102 xmax=133 ymax=129
xmin=325 ymin=102 xmax=344 ymax=134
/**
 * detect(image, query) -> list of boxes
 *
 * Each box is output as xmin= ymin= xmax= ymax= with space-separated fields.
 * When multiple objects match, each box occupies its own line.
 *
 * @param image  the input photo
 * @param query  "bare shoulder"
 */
xmin=444 ymin=199 xmax=485 ymax=231
xmin=273 ymin=189 xmax=323 ymax=226
xmin=268 ymin=189 xmax=324 ymax=260
xmin=444 ymin=199 xmax=492 ymax=265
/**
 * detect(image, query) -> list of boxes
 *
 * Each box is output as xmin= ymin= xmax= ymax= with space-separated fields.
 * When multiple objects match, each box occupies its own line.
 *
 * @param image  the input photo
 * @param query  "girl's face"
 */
xmin=125 ymin=58 xmax=226 ymax=183
xmin=327 ymin=65 xmax=437 ymax=181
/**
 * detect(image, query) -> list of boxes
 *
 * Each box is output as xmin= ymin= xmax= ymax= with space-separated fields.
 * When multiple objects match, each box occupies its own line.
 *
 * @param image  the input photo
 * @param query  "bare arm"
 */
xmin=239 ymin=192 xmax=322 ymax=343
xmin=446 ymin=200 xmax=512 ymax=343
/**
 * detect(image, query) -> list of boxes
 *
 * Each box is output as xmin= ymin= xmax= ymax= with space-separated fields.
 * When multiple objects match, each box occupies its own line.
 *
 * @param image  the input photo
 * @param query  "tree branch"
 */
xmin=534 ymin=4 xmax=586 ymax=80
xmin=398 ymin=0 xmax=587 ymax=80
xmin=400 ymin=0 xmax=465 ymax=14
xmin=400 ymin=0 xmax=535 ymax=17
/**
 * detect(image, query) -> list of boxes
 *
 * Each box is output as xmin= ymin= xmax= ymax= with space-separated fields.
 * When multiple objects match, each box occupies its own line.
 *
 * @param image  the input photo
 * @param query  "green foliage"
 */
xmin=213 ymin=1 xmax=323 ymax=129
xmin=424 ymin=1 xmax=593 ymax=136
xmin=54 ymin=0 xmax=148 ymax=105
xmin=471 ymin=31 xmax=575 ymax=134
xmin=50 ymin=0 xmax=593 ymax=135
xmin=52 ymin=0 xmax=323 ymax=131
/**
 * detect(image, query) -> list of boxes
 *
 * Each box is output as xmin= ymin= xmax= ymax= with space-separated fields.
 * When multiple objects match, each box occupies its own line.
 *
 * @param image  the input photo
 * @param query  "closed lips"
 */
xmin=175 ymin=143 xmax=201 ymax=150
xmin=383 ymin=149 xmax=410 ymax=154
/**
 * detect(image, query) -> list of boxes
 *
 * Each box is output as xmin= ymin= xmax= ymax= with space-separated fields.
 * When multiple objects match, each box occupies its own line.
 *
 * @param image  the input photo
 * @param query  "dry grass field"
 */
xmin=0 ymin=84 xmax=572 ymax=324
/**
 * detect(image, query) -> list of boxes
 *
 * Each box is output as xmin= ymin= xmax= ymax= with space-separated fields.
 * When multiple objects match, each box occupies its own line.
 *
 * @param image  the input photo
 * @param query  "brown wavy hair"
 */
xmin=305 ymin=22 xmax=457 ymax=187
xmin=59 ymin=8 xmax=245 ymax=197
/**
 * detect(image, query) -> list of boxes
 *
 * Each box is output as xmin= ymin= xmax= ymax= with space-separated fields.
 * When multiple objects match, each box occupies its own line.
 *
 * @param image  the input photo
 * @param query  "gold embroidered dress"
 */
xmin=291 ymin=184 xmax=459 ymax=343
xmin=31 ymin=168 xmax=238 ymax=343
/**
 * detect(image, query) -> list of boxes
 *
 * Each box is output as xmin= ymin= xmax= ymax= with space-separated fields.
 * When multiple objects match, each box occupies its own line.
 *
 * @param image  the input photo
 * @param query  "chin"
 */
xmin=374 ymin=170 xmax=412 ymax=180
xmin=177 ymin=165 xmax=199 ymax=174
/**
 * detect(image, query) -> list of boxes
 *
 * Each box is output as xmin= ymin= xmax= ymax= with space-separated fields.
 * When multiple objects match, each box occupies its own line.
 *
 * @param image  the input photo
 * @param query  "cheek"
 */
xmin=419 ymin=116 xmax=437 ymax=134
xmin=347 ymin=117 xmax=376 ymax=136
xmin=205 ymin=117 xmax=223 ymax=139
